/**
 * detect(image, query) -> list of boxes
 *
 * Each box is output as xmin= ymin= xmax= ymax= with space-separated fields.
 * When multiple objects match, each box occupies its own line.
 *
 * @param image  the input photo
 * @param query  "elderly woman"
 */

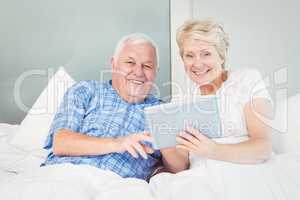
xmin=161 ymin=19 xmax=273 ymax=172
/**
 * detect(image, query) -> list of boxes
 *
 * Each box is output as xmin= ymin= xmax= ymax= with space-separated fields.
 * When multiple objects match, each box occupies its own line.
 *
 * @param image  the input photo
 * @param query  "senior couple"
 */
xmin=43 ymin=19 xmax=272 ymax=181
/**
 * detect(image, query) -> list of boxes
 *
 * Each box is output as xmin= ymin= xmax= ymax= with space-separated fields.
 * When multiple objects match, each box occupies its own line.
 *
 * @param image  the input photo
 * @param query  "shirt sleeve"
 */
xmin=239 ymin=68 xmax=272 ymax=106
xmin=44 ymin=81 xmax=95 ymax=149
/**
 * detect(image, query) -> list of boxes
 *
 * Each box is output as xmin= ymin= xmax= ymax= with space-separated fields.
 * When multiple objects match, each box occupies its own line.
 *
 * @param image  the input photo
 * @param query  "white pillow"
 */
xmin=280 ymin=93 xmax=300 ymax=153
xmin=0 ymin=123 xmax=19 ymax=143
xmin=10 ymin=67 xmax=75 ymax=152
xmin=272 ymin=93 xmax=300 ymax=154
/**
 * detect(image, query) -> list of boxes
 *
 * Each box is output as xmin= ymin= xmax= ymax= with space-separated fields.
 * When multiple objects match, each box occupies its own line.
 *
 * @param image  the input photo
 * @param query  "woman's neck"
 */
xmin=199 ymin=70 xmax=228 ymax=95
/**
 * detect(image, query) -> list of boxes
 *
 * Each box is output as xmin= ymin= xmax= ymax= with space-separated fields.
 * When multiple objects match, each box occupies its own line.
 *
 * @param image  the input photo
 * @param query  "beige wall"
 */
xmin=171 ymin=0 xmax=299 ymax=99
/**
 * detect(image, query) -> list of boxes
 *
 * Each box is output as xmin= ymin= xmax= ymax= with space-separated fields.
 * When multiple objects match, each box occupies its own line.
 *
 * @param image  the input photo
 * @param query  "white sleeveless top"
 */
xmin=187 ymin=68 xmax=272 ymax=140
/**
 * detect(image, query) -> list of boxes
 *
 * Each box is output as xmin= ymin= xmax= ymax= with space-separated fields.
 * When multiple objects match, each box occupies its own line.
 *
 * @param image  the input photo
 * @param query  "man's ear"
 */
xmin=110 ymin=57 xmax=115 ymax=70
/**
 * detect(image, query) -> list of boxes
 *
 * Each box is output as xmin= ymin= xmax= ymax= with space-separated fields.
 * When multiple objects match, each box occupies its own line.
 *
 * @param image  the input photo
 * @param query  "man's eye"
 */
xmin=126 ymin=61 xmax=135 ymax=65
xmin=203 ymin=52 xmax=211 ymax=56
xmin=144 ymin=65 xmax=153 ymax=69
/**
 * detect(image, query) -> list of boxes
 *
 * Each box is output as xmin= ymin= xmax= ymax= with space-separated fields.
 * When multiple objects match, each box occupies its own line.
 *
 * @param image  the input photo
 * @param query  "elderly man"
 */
xmin=42 ymin=33 xmax=164 ymax=180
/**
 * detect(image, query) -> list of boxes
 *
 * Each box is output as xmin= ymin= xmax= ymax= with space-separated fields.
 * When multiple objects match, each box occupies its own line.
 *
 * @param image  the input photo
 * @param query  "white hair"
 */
xmin=113 ymin=33 xmax=160 ymax=68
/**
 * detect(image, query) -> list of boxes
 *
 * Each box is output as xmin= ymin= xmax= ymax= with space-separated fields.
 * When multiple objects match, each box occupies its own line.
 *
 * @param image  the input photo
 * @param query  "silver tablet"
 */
xmin=144 ymin=95 xmax=222 ymax=149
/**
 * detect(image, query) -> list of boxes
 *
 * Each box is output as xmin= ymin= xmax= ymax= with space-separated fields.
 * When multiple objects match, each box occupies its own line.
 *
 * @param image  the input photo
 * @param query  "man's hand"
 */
xmin=115 ymin=132 xmax=154 ymax=159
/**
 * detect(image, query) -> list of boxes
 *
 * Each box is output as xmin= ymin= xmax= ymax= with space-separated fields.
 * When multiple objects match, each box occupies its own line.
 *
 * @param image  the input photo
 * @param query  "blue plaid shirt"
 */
xmin=42 ymin=80 xmax=162 ymax=180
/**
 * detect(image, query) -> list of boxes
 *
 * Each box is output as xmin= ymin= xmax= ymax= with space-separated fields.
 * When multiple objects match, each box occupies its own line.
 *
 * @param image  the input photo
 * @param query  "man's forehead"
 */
xmin=118 ymin=42 xmax=156 ymax=59
xmin=122 ymin=41 xmax=155 ymax=51
xmin=125 ymin=56 xmax=154 ymax=63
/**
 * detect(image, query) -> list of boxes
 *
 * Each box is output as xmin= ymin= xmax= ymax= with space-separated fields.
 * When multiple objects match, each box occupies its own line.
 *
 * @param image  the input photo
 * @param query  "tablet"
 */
xmin=144 ymin=95 xmax=222 ymax=149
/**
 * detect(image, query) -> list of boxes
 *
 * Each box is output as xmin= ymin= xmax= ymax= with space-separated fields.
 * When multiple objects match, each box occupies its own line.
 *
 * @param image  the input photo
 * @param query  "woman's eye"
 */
xmin=185 ymin=54 xmax=193 ymax=58
xmin=203 ymin=52 xmax=211 ymax=56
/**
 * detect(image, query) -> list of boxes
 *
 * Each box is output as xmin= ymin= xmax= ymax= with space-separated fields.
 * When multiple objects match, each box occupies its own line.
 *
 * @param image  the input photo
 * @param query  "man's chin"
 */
xmin=127 ymin=86 xmax=149 ymax=96
xmin=128 ymin=93 xmax=148 ymax=102
xmin=125 ymin=85 xmax=152 ymax=103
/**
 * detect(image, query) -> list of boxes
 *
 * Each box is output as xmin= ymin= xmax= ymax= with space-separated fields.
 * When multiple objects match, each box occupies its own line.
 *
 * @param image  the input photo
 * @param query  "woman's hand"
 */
xmin=176 ymin=127 xmax=217 ymax=159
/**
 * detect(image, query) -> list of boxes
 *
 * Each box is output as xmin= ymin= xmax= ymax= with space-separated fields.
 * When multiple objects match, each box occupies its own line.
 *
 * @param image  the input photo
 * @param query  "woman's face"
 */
xmin=181 ymin=39 xmax=225 ymax=86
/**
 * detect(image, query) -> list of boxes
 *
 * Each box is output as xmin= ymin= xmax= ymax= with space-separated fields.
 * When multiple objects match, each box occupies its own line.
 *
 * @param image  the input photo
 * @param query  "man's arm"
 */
xmin=53 ymin=129 xmax=118 ymax=156
xmin=53 ymin=129 xmax=154 ymax=159
xmin=160 ymin=147 xmax=189 ymax=173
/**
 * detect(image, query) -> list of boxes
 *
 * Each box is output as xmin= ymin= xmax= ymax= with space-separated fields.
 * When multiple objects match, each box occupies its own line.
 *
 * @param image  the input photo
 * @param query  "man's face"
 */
xmin=111 ymin=41 xmax=157 ymax=103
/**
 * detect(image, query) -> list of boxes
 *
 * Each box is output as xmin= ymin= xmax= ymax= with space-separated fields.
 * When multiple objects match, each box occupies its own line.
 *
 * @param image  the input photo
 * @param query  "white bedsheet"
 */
xmin=0 ymin=124 xmax=45 ymax=182
xmin=150 ymin=153 xmax=300 ymax=200
xmin=1 ymin=123 xmax=300 ymax=200
xmin=1 ymin=153 xmax=299 ymax=200
xmin=0 ymin=164 xmax=155 ymax=200
xmin=0 ymin=123 xmax=19 ymax=142
xmin=0 ymin=124 xmax=156 ymax=200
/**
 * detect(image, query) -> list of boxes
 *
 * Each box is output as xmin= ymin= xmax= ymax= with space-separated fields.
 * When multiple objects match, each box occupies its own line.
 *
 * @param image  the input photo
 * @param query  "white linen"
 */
xmin=1 ymin=124 xmax=155 ymax=200
xmin=0 ymin=141 xmax=45 ymax=173
xmin=1 ymin=123 xmax=300 ymax=200
xmin=150 ymin=153 xmax=300 ymax=200
xmin=0 ymin=164 xmax=155 ymax=200
xmin=0 ymin=124 xmax=45 ymax=182
xmin=0 ymin=123 xmax=19 ymax=143
xmin=1 ymin=153 xmax=299 ymax=200
xmin=10 ymin=67 xmax=75 ymax=151
xmin=272 ymin=93 xmax=300 ymax=153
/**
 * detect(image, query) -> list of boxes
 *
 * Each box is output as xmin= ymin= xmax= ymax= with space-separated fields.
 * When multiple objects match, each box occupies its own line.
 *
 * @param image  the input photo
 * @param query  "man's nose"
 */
xmin=133 ymin=63 xmax=144 ymax=77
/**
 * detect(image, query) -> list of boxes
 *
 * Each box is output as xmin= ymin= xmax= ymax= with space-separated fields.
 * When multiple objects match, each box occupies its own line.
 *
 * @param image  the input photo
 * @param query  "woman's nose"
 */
xmin=193 ymin=56 xmax=203 ymax=68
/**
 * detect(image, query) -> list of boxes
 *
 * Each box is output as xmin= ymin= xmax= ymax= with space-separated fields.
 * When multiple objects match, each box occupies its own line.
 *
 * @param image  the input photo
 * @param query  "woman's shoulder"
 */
xmin=225 ymin=67 xmax=271 ymax=105
xmin=227 ymin=67 xmax=263 ymax=82
xmin=226 ymin=68 xmax=265 ymax=91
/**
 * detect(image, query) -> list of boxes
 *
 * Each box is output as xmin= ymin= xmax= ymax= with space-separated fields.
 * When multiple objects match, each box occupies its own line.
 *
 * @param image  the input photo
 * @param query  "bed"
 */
xmin=1 ymin=123 xmax=300 ymax=200
xmin=1 ymin=68 xmax=299 ymax=200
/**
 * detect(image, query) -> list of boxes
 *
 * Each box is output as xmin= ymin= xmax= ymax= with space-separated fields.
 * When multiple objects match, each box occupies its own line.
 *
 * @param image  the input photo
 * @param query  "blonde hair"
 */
xmin=176 ymin=19 xmax=229 ymax=66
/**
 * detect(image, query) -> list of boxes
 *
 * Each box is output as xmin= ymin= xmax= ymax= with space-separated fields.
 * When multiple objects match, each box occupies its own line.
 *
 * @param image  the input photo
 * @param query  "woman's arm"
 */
xmin=177 ymin=98 xmax=273 ymax=164
xmin=214 ymin=98 xmax=272 ymax=163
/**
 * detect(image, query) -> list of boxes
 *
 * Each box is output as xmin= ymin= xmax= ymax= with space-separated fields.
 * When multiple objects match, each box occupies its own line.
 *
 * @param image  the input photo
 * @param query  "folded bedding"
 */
xmin=149 ymin=152 xmax=300 ymax=200
xmin=0 ymin=124 xmax=45 ymax=182
xmin=0 ymin=152 xmax=299 ymax=200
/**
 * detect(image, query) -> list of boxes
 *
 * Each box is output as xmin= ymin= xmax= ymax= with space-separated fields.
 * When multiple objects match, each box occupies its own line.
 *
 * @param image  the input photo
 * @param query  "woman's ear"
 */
xmin=221 ymin=60 xmax=226 ymax=69
xmin=220 ymin=56 xmax=225 ymax=68
xmin=179 ymin=49 xmax=184 ymax=59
